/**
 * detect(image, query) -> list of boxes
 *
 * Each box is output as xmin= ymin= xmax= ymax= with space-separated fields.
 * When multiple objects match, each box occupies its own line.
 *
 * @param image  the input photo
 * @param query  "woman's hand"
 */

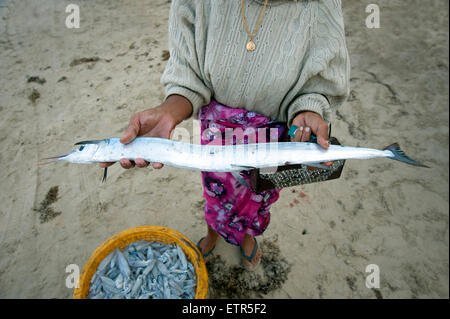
xmin=99 ymin=94 xmax=192 ymax=169
xmin=291 ymin=111 xmax=333 ymax=168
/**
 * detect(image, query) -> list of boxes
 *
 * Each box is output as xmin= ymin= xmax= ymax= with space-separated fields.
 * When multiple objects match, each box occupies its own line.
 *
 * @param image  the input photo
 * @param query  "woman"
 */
xmin=100 ymin=0 xmax=350 ymax=270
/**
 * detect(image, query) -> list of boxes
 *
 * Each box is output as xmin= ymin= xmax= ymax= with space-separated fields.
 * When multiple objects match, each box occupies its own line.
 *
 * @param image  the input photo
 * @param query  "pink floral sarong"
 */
xmin=199 ymin=99 xmax=287 ymax=246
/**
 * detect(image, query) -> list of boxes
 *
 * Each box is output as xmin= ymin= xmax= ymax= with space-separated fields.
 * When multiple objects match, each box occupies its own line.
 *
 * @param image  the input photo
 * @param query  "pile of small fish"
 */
xmin=87 ymin=241 xmax=197 ymax=299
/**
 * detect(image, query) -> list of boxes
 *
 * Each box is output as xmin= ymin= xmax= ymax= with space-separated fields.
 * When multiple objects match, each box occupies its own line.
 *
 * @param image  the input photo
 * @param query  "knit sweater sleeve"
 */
xmin=285 ymin=0 xmax=350 ymax=126
xmin=160 ymin=0 xmax=212 ymax=118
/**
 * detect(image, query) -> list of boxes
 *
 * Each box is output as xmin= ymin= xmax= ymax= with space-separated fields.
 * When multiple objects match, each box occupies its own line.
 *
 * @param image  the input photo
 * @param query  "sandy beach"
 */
xmin=0 ymin=0 xmax=448 ymax=299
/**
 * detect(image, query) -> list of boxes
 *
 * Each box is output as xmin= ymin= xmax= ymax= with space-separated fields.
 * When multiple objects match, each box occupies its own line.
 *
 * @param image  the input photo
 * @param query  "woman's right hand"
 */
xmin=99 ymin=94 xmax=193 ymax=169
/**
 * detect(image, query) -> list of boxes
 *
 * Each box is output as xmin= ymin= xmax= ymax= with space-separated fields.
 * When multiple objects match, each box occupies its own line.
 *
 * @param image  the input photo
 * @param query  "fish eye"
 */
xmin=78 ymin=145 xmax=85 ymax=151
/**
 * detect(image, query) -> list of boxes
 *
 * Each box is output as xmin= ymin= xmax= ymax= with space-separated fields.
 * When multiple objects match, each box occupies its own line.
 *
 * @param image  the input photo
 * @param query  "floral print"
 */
xmin=199 ymin=99 xmax=287 ymax=246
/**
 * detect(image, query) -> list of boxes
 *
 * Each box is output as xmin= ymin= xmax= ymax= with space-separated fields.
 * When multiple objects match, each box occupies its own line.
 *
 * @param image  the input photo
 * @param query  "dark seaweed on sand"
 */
xmin=33 ymin=186 xmax=61 ymax=223
xmin=27 ymin=76 xmax=46 ymax=84
xmin=70 ymin=56 xmax=100 ymax=67
xmin=206 ymin=237 xmax=291 ymax=298
xmin=28 ymin=88 xmax=40 ymax=103
xmin=161 ymin=50 xmax=170 ymax=61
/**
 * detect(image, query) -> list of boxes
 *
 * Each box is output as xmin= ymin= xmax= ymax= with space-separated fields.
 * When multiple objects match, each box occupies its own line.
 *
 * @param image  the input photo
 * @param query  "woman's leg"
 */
xmin=198 ymin=100 xmax=286 ymax=268
xmin=198 ymin=225 xmax=219 ymax=255
xmin=240 ymin=234 xmax=262 ymax=269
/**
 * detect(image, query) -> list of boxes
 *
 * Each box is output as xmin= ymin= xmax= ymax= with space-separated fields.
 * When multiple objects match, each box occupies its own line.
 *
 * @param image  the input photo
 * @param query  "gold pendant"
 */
xmin=246 ymin=40 xmax=255 ymax=51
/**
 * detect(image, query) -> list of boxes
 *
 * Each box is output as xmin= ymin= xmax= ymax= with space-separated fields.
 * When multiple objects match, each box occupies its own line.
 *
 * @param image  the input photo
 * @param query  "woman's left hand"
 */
xmin=291 ymin=111 xmax=333 ymax=168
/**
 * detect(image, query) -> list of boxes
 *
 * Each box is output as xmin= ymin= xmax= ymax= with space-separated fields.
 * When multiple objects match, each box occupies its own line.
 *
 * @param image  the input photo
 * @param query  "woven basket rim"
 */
xmin=73 ymin=225 xmax=208 ymax=299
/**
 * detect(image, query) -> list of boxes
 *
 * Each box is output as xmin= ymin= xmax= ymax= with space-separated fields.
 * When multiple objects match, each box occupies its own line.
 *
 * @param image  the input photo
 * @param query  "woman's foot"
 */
xmin=197 ymin=226 xmax=219 ymax=259
xmin=240 ymin=235 xmax=262 ymax=270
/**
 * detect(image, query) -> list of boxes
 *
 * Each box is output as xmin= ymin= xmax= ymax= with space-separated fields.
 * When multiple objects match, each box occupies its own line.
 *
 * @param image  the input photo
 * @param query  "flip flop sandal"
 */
xmin=239 ymin=238 xmax=260 ymax=270
xmin=196 ymin=237 xmax=216 ymax=259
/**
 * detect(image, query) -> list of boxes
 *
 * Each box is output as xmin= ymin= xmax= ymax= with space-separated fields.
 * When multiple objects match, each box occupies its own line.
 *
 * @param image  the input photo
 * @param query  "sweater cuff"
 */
xmin=165 ymin=86 xmax=206 ymax=119
xmin=287 ymin=93 xmax=330 ymax=127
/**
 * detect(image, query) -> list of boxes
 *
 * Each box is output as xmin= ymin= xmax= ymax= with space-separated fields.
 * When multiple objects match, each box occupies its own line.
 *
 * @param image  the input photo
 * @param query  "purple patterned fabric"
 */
xmin=199 ymin=99 xmax=287 ymax=246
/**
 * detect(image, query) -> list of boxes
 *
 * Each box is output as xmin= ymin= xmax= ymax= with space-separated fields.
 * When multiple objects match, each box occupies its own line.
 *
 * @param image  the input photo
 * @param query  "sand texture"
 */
xmin=0 ymin=0 xmax=448 ymax=298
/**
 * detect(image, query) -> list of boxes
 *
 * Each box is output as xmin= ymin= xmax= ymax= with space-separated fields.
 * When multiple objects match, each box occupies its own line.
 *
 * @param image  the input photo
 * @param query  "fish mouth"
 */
xmin=38 ymin=153 xmax=70 ymax=166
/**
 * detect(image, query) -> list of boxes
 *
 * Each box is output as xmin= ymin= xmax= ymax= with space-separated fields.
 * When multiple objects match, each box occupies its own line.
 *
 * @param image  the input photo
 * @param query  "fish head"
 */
xmin=39 ymin=142 xmax=100 ymax=165
xmin=65 ymin=143 xmax=100 ymax=163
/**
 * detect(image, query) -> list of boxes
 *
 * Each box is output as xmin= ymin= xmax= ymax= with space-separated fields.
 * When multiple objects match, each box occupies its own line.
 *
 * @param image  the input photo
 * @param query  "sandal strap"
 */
xmin=197 ymin=237 xmax=215 ymax=258
xmin=240 ymin=238 xmax=258 ymax=263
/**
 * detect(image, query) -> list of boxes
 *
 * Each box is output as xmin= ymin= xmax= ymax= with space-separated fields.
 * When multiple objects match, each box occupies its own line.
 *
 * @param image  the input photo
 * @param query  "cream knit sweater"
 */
xmin=161 ymin=0 xmax=350 ymax=125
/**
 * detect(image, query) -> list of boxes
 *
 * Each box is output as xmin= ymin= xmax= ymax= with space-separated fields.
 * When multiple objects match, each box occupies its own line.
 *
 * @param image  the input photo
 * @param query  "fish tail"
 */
xmin=383 ymin=143 xmax=429 ymax=168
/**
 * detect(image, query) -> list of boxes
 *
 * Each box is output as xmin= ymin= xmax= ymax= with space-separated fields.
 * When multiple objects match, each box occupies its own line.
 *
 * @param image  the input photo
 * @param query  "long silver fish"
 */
xmin=39 ymin=137 xmax=428 ymax=180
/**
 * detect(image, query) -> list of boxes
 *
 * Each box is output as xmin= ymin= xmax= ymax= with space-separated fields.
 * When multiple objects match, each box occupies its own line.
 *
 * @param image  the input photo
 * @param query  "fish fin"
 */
xmin=75 ymin=139 xmax=105 ymax=145
xmin=303 ymin=162 xmax=332 ymax=170
xmin=102 ymin=167 xmax=108 ymax=183
xmin=231 ymin=171 xmax=251 ymax=189
xmin=383 ymin=143 xmax=429 ymax=168
xmin=230 ymin=164 xmax=256 ymax=171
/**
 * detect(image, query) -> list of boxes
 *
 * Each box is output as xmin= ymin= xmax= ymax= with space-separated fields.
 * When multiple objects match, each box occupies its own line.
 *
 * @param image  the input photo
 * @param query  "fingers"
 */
xmin=292 ymin=111 xmax=330 ymax=148
xmin=291 ymin=116 xmax=305 ymax=142
xmin=120 ymin=114 xmax=140 ymax=144
xmin=301 ymin=126 xmax=311 ymax=142
xmin=292 ymin=111 xmax=333 ymax=170
xmin=291 ymin=125 xmax=303 ymax=141
xmin=308 ymin=161 xmax=333 ymax=170
xmin=135 ymin=158 xmax=149 ymax=168
xmin=119 ymin=159 xmax=135 ymax=169
xmin=152 ymin=162 xmax=164 ymax=169
xmin=99 ymin=160 xmax=140 ymax=169
xmin=316 ymin=122 xmax=330 ymax=149
xmin=290 ymin=125 xmax=313 ymax=143
xmin=99 ymin=162 xmax=115 ymax=168
xmin=118 ymin=158 xmax=163 ymax=169
xmin=290 ymin=117 xmax=311 ymax=143
xmin=316 ymin=122 xmax=331 ymax=167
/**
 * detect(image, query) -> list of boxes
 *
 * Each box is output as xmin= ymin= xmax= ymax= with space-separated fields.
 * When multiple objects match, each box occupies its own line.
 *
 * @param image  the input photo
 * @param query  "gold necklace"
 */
xmin=241 ymin=0 xmax=269 ymax=51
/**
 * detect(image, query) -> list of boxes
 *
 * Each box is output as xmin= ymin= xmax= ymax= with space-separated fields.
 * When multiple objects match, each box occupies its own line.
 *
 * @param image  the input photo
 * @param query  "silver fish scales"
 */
xmin=87 ymin=241 xmax=197 ymax=299
xmin=40 ymin=137 xmax=428 ymax=172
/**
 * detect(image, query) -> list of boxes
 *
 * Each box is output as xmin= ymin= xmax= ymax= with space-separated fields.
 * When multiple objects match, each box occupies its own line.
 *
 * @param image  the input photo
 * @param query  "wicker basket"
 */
xmin=73 ymin=225 xmax=208 ymax=299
